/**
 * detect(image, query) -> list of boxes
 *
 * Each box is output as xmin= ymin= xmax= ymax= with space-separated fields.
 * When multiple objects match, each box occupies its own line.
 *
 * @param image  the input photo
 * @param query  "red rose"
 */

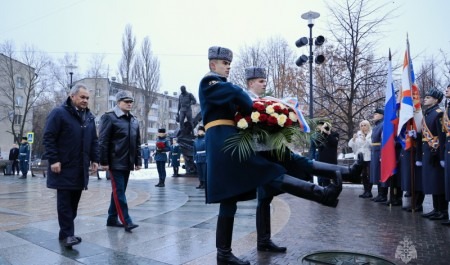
xmin=273 ymin=105 xmax=282 ymax=113
xmin=283 ymin=109 xmax=289 ymax=115
xmin=285 ymin=118 xmax=293 ymax=126
xmin=259 ymin=113 xmax=268 ymax=122
xmin=156 ymin=142 xmax=166 ymax=149
xmin=267 ymin=116 xmax=278 ymax=126
xmin=253 ymin=102 xmax=266 ymax=112
xmin=245 ymin=116 xmax=251 ymax=122
xmin=235 ymin=113 xmax=243 ymax=122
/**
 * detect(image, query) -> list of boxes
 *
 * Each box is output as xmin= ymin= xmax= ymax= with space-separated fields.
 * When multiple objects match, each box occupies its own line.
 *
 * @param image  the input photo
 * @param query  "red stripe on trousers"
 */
xmin=109 ymin=170 xmax=127 ymax=226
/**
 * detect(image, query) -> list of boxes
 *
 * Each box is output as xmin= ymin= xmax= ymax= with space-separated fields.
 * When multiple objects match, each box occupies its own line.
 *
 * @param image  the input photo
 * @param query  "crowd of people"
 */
xmin=16 ymin=44 xmax=447 ymax=265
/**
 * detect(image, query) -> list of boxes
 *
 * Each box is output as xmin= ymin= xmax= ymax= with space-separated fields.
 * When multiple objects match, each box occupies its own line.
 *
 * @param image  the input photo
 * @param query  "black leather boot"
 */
xmin=311 ymin=153 xmax=364 ymax=183
xmin=216 ymin=216 xmax=250 ymax=265
xmin=279 ymin=173 xmax=342 ymax=207
xmin=256 ymin=201 xmax=286 ymax=253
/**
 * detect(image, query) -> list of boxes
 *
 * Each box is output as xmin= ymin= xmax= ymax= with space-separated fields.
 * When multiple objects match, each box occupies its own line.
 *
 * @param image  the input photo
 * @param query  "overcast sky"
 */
xmin=1 ymin=0 xmax=449 ymax=98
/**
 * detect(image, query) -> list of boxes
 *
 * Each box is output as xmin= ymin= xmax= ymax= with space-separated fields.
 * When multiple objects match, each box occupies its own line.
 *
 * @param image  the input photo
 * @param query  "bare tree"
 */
xmin=48 ymin=53 xmax=78 ymax=95
xmin=321 ymin=0 xmax=394 ymax=143
xmin=0 ymin=41 xmax=50 ymax=144
xmin=118 ymin=24 xmax=136 ymax=88
xmin=133 ymin=37 xmax=160 ymax=142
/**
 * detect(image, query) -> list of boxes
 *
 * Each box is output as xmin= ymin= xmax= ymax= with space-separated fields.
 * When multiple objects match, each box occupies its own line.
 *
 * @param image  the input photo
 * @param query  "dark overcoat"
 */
xmin=199 ymin=72 xmax=286 ymax=203
xmin=193 ymin=136 xmax=206 ymax=164
xmin=43 ymin=97 xmax=99 ymax=190
xmin=421 ymin=104 xmax=445 ymax=195
xmin=370 ymin=120 xmax=384 ymax=186
xmin=400 ymin=135 xmax=423 ymax=192
xmin=154 ymin=137 xmax=170 ymax=162
xmin=443 ymin=106 xmax=450 ymax=200
xmin=170 ymin=144 xmax=181 ymax=167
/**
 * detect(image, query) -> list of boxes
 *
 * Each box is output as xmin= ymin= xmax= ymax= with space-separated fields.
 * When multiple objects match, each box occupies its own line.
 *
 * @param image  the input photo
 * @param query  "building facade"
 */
xmin=0 ymin=53 xmax=34 ymax=158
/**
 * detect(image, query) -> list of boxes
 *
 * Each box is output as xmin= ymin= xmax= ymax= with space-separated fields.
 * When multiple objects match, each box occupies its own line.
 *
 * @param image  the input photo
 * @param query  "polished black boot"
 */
xmin=216 ymin=216 xmax=250 ymax=265
xmin=279 ymin=173 xmax=342 ymax=207
xmin=196 ymin=181 xmax=205 ymax=189
xmin=256 ymin=201 xmax=286 ymax=253
xmin=155 ymin=179 xmax=165 ymax=187
xmin=311 ymin=153 xmax=364 ymax=183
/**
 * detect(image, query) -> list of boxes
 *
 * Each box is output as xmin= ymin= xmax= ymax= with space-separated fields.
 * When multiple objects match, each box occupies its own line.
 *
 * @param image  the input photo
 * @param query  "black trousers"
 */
xmin=57 ymin=189 xmax=82 ymax=239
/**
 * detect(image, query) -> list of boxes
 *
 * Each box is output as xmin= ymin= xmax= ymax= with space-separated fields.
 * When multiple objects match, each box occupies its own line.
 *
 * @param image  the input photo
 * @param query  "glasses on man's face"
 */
xmin=123 ymin=100 xmax=134 ymax=104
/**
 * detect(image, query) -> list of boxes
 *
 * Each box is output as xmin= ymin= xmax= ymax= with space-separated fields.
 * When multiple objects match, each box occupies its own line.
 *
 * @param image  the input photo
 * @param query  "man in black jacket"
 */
xmin=99 ymin=90 xmax=142 ymax=233
xmin=9 ymin=144 xmax=19 ymax=175
xmin=43 ymin=84 xmax=99 ymax=248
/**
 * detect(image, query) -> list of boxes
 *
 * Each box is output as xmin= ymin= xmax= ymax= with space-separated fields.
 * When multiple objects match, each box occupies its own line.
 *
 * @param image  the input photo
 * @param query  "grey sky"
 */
xmin=1 ymin=0 xmax=449 ymax=98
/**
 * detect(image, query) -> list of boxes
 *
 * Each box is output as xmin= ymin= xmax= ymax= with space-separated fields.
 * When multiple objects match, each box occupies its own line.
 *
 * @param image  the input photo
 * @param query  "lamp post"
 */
xmin=295 ymin=11 xmax=325 ymax=119
xmin=65 ymin=64 xmax=77 ymax=89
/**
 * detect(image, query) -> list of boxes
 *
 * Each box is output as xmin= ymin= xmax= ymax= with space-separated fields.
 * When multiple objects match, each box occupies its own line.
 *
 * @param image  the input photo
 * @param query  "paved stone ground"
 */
xmin=0 ymin=164 xmax=449 ymax=264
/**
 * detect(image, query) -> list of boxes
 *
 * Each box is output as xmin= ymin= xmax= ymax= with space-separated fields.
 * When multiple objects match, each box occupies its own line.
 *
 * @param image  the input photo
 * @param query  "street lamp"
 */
xmin=295 ymin=11 xmax=325 ymax=119
xmin=65 ymin=64 xmax=77 ymax=89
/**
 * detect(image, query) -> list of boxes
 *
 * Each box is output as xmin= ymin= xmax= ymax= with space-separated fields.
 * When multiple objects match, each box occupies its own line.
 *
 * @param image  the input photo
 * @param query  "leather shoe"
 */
xmin=373 ymin=196 xmax=387 ymax=203
xmin=59 ymin=236 xmax=82 ymax=242
xmin=441 ymin=220 xmax=450 ymax=226
xmin=63 ymin=236 xmax=81 ymax=247
xmin=421 ymin=209 xmax=437 ymax=218
xmin=429 ymin=212 xmax=449 ymax=221
xmin=124 ymin=223 xmax=139 ymax=233
xmin=106 ymin=221 xmax=124 ymax=227
xmin=257 ymin=240 xmax=287 ymax=253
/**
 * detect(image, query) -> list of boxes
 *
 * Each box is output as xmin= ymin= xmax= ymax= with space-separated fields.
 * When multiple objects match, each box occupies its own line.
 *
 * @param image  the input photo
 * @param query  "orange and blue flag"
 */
xmin=381 ymin=50 xmax=398 ymax=183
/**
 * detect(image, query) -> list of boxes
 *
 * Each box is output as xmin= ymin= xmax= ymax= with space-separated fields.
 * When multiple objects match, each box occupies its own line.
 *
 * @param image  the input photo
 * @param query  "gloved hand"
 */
xmin=415 ymin=161 xmax=422 ymax=167
xmin=440 ymin=161 xmax=445 ymax=168
xmin=407 ymin=130 xmax=417 ymax=139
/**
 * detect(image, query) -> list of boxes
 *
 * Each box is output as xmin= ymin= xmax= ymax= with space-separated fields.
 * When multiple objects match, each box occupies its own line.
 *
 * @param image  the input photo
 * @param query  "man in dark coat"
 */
xmin=311 ymin=121 xmax=339 ymax=187
xmin=99 ymin=90 xmax=142 ymax=232
xmin=43 ymin=84 xmax=99 ymax=248
xmin=9 ymin=144 xmax=19 ymax=175
xmin=443 ymin=84 xmax=450 ymax=226
xmin=200 ymin=47 xmax=360 ymax=264
xmin=370 ymin=108 xmax=388 ymax=202
xmin=421 ymin=88 xmax=448 ymax=221
xmin=18 ymin=137 xmax=30 ymax=179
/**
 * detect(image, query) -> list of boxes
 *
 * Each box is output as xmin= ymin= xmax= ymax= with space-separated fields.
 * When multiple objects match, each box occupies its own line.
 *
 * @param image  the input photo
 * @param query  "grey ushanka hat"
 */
xmin=208 ymin=46 xmax=233 ymax=62
xmin=115 ymin=90 xmax=134 ymax=102
xmin=245 ymin=67 xmax=266 ymax=80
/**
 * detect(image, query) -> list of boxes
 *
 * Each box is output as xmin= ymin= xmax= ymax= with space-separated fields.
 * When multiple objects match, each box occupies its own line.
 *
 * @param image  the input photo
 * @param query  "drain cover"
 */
xmin=301 ymin=251 xmax=396 ymax=265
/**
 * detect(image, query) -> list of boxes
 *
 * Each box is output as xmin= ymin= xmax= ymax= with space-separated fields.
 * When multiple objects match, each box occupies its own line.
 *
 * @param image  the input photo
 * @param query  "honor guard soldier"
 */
xmin=421 ymin=88 xmax=448 ymax=221
xmin=370 ymin=108 xmax=388 ymax=202
xmin=18 ymin=136 xmax=30 ymax=179
xmin=441 ymin=84 xmax=450 ymax=225
xmin=154 ymin=128 xmax=171 ymax=187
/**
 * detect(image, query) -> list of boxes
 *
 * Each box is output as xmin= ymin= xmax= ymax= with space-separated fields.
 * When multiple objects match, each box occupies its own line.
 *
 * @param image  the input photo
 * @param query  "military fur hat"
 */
xmin=115 ymin=90 xmax=134 ymax=102
xmin=374 ymin=108 xmax=384 ymax=115
xmin=425 ymin=88 xmax=444 ymax=103
xmin=245 ymin=67 xmax=266 ymax=80
xmin=208 ymin=46 xmax=233 ymax=62
xmin=158 ymin=128 xmax=166 ymax=133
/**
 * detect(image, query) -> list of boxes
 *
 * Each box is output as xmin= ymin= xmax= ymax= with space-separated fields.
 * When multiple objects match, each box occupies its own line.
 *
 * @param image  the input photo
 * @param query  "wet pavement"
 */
xmin=0 ymin=164 xmax=449 ymax=265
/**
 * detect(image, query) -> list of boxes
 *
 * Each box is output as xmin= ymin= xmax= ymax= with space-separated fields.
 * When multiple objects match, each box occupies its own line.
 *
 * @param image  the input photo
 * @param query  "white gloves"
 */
xmin=415 ymin=161 xmax=422 ymax=167
xmin=440 ymin=161 xmax=445 ymax=168
xmin=407 ymin=130 xmax=417 ymax=139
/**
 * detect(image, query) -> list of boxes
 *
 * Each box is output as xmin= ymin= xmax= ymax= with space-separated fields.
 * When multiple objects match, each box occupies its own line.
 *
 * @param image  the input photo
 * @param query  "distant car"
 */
xmin=337 ymin=153 xmax=355 ymax=167
xmin=31 ymin=159 xmax=48 ymax=177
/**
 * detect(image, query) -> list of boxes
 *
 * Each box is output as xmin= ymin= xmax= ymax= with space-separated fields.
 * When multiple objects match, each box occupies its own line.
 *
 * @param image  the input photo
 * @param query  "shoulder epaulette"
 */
xmin=436 ymin=109 xmax=443 ymax=113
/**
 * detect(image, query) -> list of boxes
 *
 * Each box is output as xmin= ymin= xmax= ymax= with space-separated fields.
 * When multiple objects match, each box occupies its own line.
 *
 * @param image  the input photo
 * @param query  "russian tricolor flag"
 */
xmin=381 ymin=50 xmax=398 ymax=183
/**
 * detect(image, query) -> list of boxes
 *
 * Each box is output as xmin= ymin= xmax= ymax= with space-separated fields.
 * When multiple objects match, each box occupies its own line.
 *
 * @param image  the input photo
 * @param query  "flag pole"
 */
xmin=406 ymin=34 xmax=416 ymax=211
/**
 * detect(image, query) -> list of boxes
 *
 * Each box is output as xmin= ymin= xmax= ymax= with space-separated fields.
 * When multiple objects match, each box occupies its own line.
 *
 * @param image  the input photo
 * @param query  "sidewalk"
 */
xmin=0 ymin=165 xmax=449 ymax=264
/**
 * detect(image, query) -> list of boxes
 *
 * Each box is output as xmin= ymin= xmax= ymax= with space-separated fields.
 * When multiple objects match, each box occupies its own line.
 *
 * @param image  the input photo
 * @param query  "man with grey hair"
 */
xmin=99 ymin=90 xmax=142 ymax=233
xmin=43 ymin=84 xmax=99 ymax=248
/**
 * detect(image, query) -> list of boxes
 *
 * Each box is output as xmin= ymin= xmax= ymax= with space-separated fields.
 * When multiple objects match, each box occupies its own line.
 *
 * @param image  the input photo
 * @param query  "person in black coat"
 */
xmin=442 ymin=84 xmax=450 ymax=226
xmin=311 ymin=121 xmax=339 ymax=187
xmin=99 ymin=90 xmax=142 ymax=232
xmin=8 ymin=144 xmax=19 ymax=175
xmin=43 ymin=84 xmax=99 ymax=248
xmin=420 ymin=88 xmax=448 ymax=221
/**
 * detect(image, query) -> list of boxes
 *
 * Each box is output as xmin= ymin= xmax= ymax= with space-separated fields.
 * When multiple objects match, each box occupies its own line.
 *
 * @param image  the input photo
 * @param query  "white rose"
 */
xmin=266 ymin=105 xmax=275 ymax=114
xmin=277 ymin=114 xmax=288 ymax=127
xmin=251 ymin=111 xmax=260 ymax=123
xmin=289 ymin=112 xmax=298 ymax=122
xmin=271 ymin=113 xmax=279 ymax=119
xmin=237 ymin=118 xmax=249 ymax=129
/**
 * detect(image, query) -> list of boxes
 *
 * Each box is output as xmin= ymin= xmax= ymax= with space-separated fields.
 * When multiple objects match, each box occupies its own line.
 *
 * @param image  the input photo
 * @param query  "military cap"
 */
xmin=115 ymin=90 xmax=134 ymax=102
xmin=425 ymin=88 xmax=444 ymax=103
xmin=208 ymin=46 xmax=233 ymax=62
xmin=245 ymin=67 xmax=266 ymax=80
xmin=158 ymin=128 xmax=166 ymax=133
xmin=22 ymin=136 xmax=28 ymax=140
xmin=374 ymin=108 xmax=384 ymax=115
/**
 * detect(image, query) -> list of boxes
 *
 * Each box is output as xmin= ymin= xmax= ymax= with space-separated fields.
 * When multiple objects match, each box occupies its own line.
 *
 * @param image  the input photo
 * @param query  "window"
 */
xmin=95 ymin=88 xmax=101 ymax=97
xmin=95 ymin=103 xmax=100 ymax=113
xmin=14 ymin=114 xmax=23 ymax=125
xmin=15 ymin=76 xmax=26 ymax=89
xmin=169 ymin=100 xmax=172 ymax=108
xmin=16 ymin=96 xmax=24 ymax=107
xmin=109 ymin=99 xmax=115 ymax=109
